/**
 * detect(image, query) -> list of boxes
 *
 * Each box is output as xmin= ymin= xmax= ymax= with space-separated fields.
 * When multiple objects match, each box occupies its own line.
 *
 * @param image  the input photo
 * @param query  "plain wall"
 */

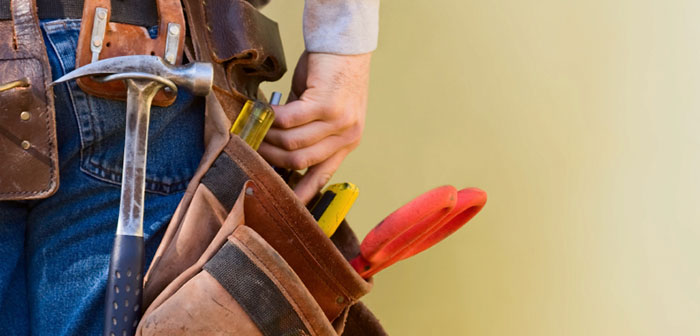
xmin=261 ymin=1 xmax=700 ymax=334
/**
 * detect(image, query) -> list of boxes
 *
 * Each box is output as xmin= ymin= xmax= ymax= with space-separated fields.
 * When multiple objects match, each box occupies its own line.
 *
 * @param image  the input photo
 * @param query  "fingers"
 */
xmin=264 ymin=121 xmax=340 ymax=151
xmin=258 ymin=135 xmax=352 ymax=170
xmin=294 ymin=149 xmax=349 ymax=204
xmin=271 ymin=100 xmax=323 ymax=129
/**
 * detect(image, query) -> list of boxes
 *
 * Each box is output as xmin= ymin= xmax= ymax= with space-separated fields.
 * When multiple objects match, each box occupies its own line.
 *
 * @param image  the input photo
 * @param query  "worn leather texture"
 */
xmin=0 ymin=0 xmax=59 ymax=200
xmin=74 ymin=0 xmax=186 ymax=107
xmin=139 ymin=0 xmax=386 ymax=334
xmin=205 ymin=0 xmax=286 ymax=100
xmin=222 ymin=136 xmax=373 ymax=322
xmin=141 ymin=222 xmax=337 ymax=335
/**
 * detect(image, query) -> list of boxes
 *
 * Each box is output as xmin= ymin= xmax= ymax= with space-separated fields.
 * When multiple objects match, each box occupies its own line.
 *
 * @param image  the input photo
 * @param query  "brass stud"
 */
xmin=20 ymin=111 xmax=30 ymax=121
xmin=21 ymin=140 xmax=31 ymax=150
xmin=336 ymin=296 xmax=345 ymax=304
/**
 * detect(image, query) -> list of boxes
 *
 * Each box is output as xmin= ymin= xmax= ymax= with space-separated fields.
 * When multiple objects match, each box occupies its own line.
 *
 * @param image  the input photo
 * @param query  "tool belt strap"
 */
xmin=0 ymin=0 xmax=158 ymax=27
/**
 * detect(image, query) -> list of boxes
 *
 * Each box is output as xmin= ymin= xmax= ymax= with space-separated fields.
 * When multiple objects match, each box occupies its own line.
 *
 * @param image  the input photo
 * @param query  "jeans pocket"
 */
xmin=42 ymin=19 xmax=205 ymax=195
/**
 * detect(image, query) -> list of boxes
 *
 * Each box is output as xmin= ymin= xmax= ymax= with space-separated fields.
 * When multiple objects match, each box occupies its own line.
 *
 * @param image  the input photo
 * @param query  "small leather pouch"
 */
xmin=182 ymin=0 xmax=286 ymax=122
xmin=0 ymin=0 xmax=59 ymax=200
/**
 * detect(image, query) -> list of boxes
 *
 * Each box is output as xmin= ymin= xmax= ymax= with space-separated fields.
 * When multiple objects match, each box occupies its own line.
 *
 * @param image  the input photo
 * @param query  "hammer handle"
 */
xmin=103 ymin=235 xmax=144 ymax=336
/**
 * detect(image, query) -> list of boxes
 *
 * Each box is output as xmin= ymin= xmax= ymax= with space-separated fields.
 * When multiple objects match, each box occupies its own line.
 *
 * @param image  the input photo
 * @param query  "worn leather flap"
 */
xmin=205 ymin=0 xmax=286 ymax=99
xmin=0 ymin=0 xmax=58 ymax=201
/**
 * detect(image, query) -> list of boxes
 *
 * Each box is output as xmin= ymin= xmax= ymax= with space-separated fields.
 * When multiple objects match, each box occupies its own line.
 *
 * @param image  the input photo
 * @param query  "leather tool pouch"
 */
xmin=139 ymin=138 xmax=382 ymax=335
xmin=136 ymin=1 xmax=385 ymax=334
xmin=0 ymin=0 xmax=59 ymax=201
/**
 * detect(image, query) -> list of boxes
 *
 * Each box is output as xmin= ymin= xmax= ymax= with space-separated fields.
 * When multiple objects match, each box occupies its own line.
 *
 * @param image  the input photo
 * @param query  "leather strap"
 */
xmin=0 ymin=0 xmax=158 ymax=27
xmin=0 ymin=0 xmax=59 ymax=200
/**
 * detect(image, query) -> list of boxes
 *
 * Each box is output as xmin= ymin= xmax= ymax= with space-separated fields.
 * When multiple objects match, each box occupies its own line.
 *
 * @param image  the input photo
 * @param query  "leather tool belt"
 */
xmin=0 ymin=0 xmax=59 ymax=200
xmin=0 ymin=0 xmax=388 ymax=334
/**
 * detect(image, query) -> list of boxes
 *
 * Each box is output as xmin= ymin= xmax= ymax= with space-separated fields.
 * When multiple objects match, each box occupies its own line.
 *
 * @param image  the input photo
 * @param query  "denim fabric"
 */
xmin=0 ymin=19 xmax=205 ymax=335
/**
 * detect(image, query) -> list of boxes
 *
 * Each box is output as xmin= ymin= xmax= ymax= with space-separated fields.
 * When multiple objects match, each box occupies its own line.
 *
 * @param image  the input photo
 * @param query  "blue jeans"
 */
xmin=0 ymin=19 xmax=205 ymax=335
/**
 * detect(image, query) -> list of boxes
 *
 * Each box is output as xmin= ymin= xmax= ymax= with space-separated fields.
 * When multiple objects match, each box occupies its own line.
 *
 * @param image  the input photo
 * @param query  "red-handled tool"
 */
xmin=350 ymin=186 xmax=487 ymax=279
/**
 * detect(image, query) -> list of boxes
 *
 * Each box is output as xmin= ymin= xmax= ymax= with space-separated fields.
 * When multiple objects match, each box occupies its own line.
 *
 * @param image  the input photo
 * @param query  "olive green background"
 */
xmin=261 ymin=1 xmax=700 ymax=335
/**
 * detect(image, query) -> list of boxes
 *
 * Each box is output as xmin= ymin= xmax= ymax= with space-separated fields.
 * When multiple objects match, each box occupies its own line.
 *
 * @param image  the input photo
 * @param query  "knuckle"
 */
xmin=347 ymin=123 xmax=363 ymax=140
xmin=276 ymin=114 xmax=294 ymax=129
xmin=280 ymin=136 xmax=301 ymax=151
xmin=288 ymin=155 xmax=309 ymax=171
xmin=323 ymin=106 xmax=344 ymax=120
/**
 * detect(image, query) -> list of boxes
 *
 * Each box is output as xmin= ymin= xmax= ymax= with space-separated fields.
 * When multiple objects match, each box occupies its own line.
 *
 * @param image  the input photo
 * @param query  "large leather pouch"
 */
xmin=140 ymin=136 xmax=383 ymax=335
xmin=139 ymin=183 xmax=337 ymax=335
xmin=0 ymin=0 xmax=59 ymax=200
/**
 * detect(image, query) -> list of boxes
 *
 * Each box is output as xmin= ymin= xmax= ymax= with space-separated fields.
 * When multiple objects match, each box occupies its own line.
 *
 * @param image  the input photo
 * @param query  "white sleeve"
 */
xmin=303 ymin=0 xmax=380 ymax=55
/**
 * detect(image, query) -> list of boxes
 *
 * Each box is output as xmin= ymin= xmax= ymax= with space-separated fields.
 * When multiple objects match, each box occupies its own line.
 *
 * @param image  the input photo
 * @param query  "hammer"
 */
xmin=53 ymin=55 xmax=213 ymax=336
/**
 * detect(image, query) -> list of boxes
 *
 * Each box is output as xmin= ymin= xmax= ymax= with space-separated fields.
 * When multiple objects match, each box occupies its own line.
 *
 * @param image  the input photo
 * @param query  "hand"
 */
xmin=258 ymin=51 xmax=371 ymax=204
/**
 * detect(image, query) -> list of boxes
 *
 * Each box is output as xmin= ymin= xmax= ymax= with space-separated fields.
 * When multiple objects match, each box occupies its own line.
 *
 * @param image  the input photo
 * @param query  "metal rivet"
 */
xmin=336 ymin=296 xmax=345 ymax=304
xmin=97 ymin=11 xmax=107 ymax=20
xmin=20 ymin=111 xmax=30 ymax=121
xmin=92 ymin=38 xmax=102 ymax=47
xmin=169 ymin=25 xmax=180 ymax=36
xmin=206 ymin=25 xmax=212 ymax=32
xmin=21 ymin=140 xmax=31 ymax=150
xmin=246 ymin=187 xmax=254 ymax=196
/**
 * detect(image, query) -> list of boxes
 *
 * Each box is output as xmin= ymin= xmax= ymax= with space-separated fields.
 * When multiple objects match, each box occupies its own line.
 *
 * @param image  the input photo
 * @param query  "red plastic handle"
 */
xmin=351 ymin=186 xmax=487 ymax=279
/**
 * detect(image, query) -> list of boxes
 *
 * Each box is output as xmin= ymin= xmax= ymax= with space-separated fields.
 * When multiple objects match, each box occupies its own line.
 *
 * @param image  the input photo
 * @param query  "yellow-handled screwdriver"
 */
xmin=310 ymin=183 xmax=359 ymax=237
xmin=230 ymin=92 xmax=282 ymax=150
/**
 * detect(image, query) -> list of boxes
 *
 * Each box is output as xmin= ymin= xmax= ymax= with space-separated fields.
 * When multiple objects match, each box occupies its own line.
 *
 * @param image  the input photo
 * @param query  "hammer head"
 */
xmin=52 ymin=55 xmax=213 ymax=96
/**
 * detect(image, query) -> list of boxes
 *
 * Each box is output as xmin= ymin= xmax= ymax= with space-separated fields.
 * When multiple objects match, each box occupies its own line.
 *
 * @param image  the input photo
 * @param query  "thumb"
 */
xmin=293 ymin=149 xmax=348 ymax=205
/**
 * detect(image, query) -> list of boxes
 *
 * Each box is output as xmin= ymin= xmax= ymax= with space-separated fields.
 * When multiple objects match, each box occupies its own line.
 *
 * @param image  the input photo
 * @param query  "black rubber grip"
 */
xmin=103 ymin=235 xmax=144 ymax=336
